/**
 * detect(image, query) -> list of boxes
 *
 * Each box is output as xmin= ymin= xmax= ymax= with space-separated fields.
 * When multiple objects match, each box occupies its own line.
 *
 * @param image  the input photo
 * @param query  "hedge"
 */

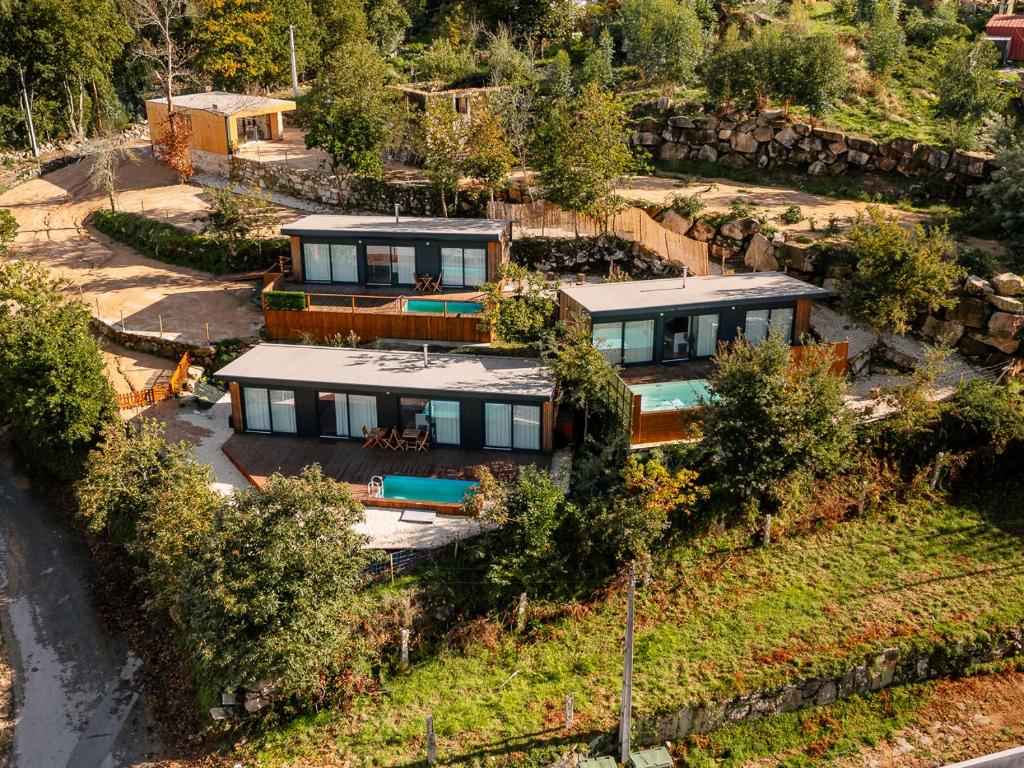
xmin=91 ymin=209 xmax=289 ymax=275
xmin=263 ymin=291 xmax=308 ymax=311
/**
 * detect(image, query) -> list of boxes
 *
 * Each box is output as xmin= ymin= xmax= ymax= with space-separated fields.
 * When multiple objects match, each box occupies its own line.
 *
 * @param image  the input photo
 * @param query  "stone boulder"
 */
xmin=743 ymin=233 xmax=778 ymax=272
xmin=689 ymin=219 xmax=717 ymax=242
xmin=775 ymin=126 xmax=799 ymax=148
xmin=988 ymin=311 xmax=1024 ymax=338
xmin=847 ymin=149 xmax=871 ymax=166
xmin=720 ymin=217 xmax=762 ymax=240
xmin=730 ymin=131 xmax=759 ymax=154
xmin=696 ymin=144 xmax=718 ymax=163
xmin=753 ymin=126 xmax=775 ymax=143
xmin=660 ymin=210 xmax=693 ymax=237
xmin=950 ymin=297 xmax=994 ymax=329
xmin=991 ymin=273 xmax=1024 ymax=297
xmin=921 ymin=316 xmax=965 ymax=347
xmin=964 ymin=275 xmax=994 ymax=296
xmin=966 ymin=331 xmax=1020 ymax=355
xmin=987 ymin=294 xmax=1024 ymax=314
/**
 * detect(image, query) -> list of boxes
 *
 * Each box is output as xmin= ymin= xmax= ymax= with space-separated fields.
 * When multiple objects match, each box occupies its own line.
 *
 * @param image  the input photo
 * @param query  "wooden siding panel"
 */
xmin=263 ymin=308 xmax=492 ymax=343
xmin=290 ymin=236 xmax=303 ymax=281
xmin=794 ymin=298 xmax=812 ymax=340
xmin=541 ymin=401 xmax=554 ymax=453
xmin=634 ymin=409 xmax=700 ymax=445
xmin=790 ymin=340 xmax=849 ymax=376
xmin=486 ymin=240 xmax=502 ymax=282
xmin=229 ymin=381 xmax=243 ymax=432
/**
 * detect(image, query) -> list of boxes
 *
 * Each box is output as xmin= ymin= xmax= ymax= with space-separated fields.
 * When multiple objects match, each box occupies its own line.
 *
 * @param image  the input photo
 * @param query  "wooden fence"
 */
xmin=116 ymin=350 xmax=192 ymax=410
xmin=488 ymin=200 xmax=709 ymax=277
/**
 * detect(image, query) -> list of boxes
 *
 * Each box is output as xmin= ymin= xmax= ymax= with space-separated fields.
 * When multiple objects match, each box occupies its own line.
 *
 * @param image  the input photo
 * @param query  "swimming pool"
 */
xmin=630 ymin=379 xmax=711 ymax=412
xmin=379 ymin=475 xmax=479 ymax=504
xmin=405 ymin=299 xmax=484 ymax=315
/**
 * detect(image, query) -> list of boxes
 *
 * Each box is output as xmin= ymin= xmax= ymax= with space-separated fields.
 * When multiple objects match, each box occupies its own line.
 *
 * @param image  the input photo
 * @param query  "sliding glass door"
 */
xmin=318 ymin=392 xmax=378 ymax=438
xmin=365 ymin=245 xmax=416 ymax=285
xmin=663 ymin=315 xmax=691 ymax=361
xmin=485 ymin=403 xmax=541 ymax=450
xmin=303 ymin=243 xmax=331 ymax=282
xmin=392 ymin=246 xmax=415 ymax=285
xmin=442 ymin=247 xmax=487 ymax=287
xmin=399 ymin=397 xmax=461 ymax=445
xmin=366 ymin=246 xmax=391 ymax=285
xmin=329 ymin=244 xmax=358 ymax=283
xmin=745 ymin=307 xmax=793 ymax=345
xmin=592 ymin=320 xmax=655 ymax=365
xmin=693 ymin=313 xmax=720 ymax=357
xmin=243 ymin=387 xmax=297 ymax=434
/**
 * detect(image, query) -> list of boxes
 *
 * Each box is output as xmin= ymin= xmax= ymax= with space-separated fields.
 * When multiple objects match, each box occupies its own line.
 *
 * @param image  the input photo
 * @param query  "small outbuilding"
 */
xmin=145 ymin=91 xmax=296 ymax=157
xmin=985 ymin=15 xmax=1024 ymax=61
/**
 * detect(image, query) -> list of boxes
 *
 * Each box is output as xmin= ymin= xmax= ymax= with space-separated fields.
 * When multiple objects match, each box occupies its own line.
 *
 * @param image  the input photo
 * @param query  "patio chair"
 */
xmin=430 ymin=272 xmax=444 ymax=291
xmin=383 ymin=426 xmax=404 ymax=450
xmin=414 ymin=429 xmax=430 ymax=452
xmin=414 ymin=273 xmax=431 ymax=293
xmin=362 ymin=425 xmax=383 ymax=448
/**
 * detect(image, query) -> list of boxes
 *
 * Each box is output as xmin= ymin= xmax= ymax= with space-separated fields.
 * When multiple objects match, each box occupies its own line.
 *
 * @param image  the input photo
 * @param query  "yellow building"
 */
xmin=144 ymin=91 xmax=296 ymax=157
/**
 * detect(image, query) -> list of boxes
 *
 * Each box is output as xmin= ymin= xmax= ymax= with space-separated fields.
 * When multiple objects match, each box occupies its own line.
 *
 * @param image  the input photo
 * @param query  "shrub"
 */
xmin=948 ymin=378 xmax=1024 ymax=455
xmin=977 ymin=133 xmax=1024 ymax=262
xmin=0 ymin=209 xmax=17 ymax=252
xmin=671 ymin=193 xmax=706 ymax=219
xmin=780 ymin=204 xmax=804 ymax=224
xmin=263 ymin=290 xmax=308 ymax=311
xmin=619 ymin=0 xmax=705 ymax=86
xmin=934 ymin=39 xmax=1006 ymax=123
xmin=905 ymin=1 xmax=965 ymax=46
xmin=864 ymin=0 xmax=906 ymax=80
xmin=479 ymin=264 xmax=556 ymax=345
xmin=92 ymin=209 xmax=288 ymax=274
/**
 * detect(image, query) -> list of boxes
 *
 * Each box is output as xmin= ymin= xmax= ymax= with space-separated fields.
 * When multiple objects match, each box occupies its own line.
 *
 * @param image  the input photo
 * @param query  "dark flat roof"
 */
xmin=560 ymin=273 xmax=829 ymax=317
xmin=215 ymin=344 xmax=554 ymax=399
xmin=281 ymin=214 xmax=511 ymax=241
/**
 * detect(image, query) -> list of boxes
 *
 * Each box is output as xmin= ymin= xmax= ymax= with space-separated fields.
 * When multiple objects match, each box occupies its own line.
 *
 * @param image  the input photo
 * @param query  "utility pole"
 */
xmin=288 ymin=25 xmax=300 ymax=98
xmin=18 ymin=67 xmax=39 ymax=159
xmin=619 ymin=562 xmax=636 ymax=765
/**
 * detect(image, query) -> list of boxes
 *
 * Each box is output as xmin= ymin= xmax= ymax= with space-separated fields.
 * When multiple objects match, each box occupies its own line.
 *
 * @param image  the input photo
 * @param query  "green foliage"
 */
xmin=533 ymin=84 xmax=645 ymax=221
xmin=302 ymin=42 xmax=401 ymax=179
xmin=91 ymin=209 xmax=288 ymax=274
xmin=542 ymin=317 xmax=621 ymax=436
xmin=462 ymin=103 xmax=515 ymax=201
xmin=842 ymin=206 xmax=963 ymax=333
xmin=200 ymin=184 xmax=277 ymax=261
xmin=263 ymin=290 xmax=308 ymax=310
xmin=315 ymin=0 xmax=368 ymax=50
xmin=181 ymin=466 xmax=373 ymax=700
xmin=0 ymin=261 xmax=114 ymax=479
xmin=479 ymin=263 xmax=556 ymax=345
xmin=477 ymin=465 xmax=575 ymax=602
xmin=904 ymin=0 xmax=964 ymax=46
xmin=701 ymin=335 xmax=855 ymax=512
xmin=864 ymin=0 xmax=906 ymax=80
xmin=483 ymin=26 xmax=535 ymax=86
xmin=578 ymin=28 xmax=616 ymax=90
xmin=670 ymin=192 xmax=707 ymax=219
xmin=416 ymin=98 xmax=467 ymax=217
xmin=978 ymin=132 xmax=1024 ymax=260
xmin=76 ymin=418 xmax=219 ymax=611
xmin=619 ymin=0 xmax=705 ymax=86
xmin=779 ymin=204 xmax=804 ymax=224
xmin=705 ymin=24 xmax=848 ymax=114
xmin=0 ymin=210 xmax=17 ymax=252
xmin=543 ymin=49 xmax=575 ymax=102
xmin=934 ymin=39 xmax=1006 ymax=123
xmin=366 ymin=0 xmax=410 ymax=54
xmin=948 ymin=378 xmax=1024 ymax=454
xmin=416 ymin=38 xmax=477 ymax=84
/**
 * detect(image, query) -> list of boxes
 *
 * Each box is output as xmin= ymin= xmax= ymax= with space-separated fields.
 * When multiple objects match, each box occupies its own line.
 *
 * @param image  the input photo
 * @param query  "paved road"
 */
xmin=0 ymin=452 xmax=160 ymax=767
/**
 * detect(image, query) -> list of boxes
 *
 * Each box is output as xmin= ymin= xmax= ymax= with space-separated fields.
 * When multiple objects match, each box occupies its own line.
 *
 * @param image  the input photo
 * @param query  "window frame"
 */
xmin=242 ymin=386 xmax=298 ymax=435
xmin=484 ymin=401 xmax=542 ymax=451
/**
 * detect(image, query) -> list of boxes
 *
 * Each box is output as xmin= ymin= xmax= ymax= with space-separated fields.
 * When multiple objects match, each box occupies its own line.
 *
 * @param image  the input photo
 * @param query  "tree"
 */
xmin=842 ymin=206 xmax=964 ymax=333
xmin=542 ymin=49 xmax=574 ymax=102
xmin=484 ymin=25 xmax=535 ymax=86
xmin=533 ymin=84 xmax=644 ymax=224
xmin=366 ymin=0 xmax=410 ymax=54
xmin=0 ymin=261 xmax=115 ymax=478
xmin=492 ymin=84 xmax=537 ymax=171
xmin=864 ymin=0 xmax=906 ymax=80
xmin=463 ymin=103 xmax=514 ymax=203
xmin=701 ymin=334 xmax=855 ymax=514
xmin=417 ymin=98 xmax=467 ymax=217
xmin=479 ymin=263 xmax=557 ymax=345
xmin=934 ymin=39 xmax=1005 ymax=123
xmin=415 ymin=38 xmax=477 ymax=84
xmin=199 ymin=184 xmax=277 ymax=267
xmin=315 ymin=0 xmax=368 ymax=50
xmin=542 ymin=316 xmax=620 ymax=438
xmin=579 ymin=28 xmax=615 ymax=90
xmin=978 ymin=132 xmax=1024 ymax=259
xmin=620 ymin=0 xmax=705 ymax=87
xmin=76 ymin=418 xmax=220 ymax=613
xmin=181 ymin=466 xmax=373 ymax=700
xmin=303 ymin=43 xmax=400 ymax=178
xmin=86 ymin=136 xmax=141 ymax=212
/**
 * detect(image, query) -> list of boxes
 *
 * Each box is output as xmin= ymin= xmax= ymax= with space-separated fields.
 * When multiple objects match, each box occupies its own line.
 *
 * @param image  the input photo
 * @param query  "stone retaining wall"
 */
xmin=511 ymin=235 xmax=692 ymax=279
xmin=630 ymin=106 xmax=994 ymax=197
xmin=91 ymin=318 xmax=218 ymax=368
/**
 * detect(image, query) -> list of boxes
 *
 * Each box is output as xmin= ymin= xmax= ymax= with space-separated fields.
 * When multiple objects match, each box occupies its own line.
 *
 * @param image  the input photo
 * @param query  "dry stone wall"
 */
xmin=630 ymin=106 xmax=994 ymax=197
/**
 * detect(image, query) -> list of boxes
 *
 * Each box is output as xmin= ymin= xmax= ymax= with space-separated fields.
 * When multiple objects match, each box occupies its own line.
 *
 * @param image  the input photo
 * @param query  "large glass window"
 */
xmin=442 ymin=247 xmax=487 ymax=287
xmin=348 ymin=395 xmax=378 ymax=435
xmin=366 ymin=245 xmax=392 ymax=284
xmin=693 ymin=313 xmax=720 ymax=357
xmin=330 ymin=244 xmax=358 ymax=282
xmin=769 ymin=307 xmax=794 ymax=344
xmin=399 ymin=398 xmax=460 ymax=445
xmin=243 ymin=387 xmax=296 ymax=434
xmin=366 ymin=244 xmax=416 ymax=285
xmin=485 ymin=403 xmax=541 ymax=450
xmin=744 ymin=309 xmax=770 ymax=344
xmin=663 ymin=315 xmax=691 ymax=361
xmin=303 ymin=242 xmax=331 ymax=282
xmin=745 ymin=307 xmax=794 ymax=345
xmin=318 ymin=392 xmax=378 ymax=438
xmin=393 ymin=246 xmax=415 ymax=284
xmin=592 ymin=320 xmax=655 ymax=365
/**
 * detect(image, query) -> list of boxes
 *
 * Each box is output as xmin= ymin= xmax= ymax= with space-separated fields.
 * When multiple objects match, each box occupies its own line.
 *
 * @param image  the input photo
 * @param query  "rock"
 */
xmin=828 ymin=140 xmax=848 ymax=156
xmin=656 ymin=96 xmax=672 ymax=111
xmin=988 ymin=311 xmax=1024 ymax=338
xmin=720 ymin=217 xmax=762 ymax=239
xmin=659 ymin=210 xmax=693 ymax=236
xmin=992 ymin=272 xmax=1024 ymax=296
xmin=793 ymin=122 xmax=813 ymax=137
xmin=689 ymin=219 xmax=717 ymax=242
xmin=966 ymin=331 xmax=1020 ymax=355
xmin=808 ymin=160 xmax=829 ymax=175
xmin=848 ymin=135 xmax=879 ymax=154
xmin=964 ymin=275 xmax=994 ymax=296
xmin=209 ymin=707 xmax=232 ymax=720
xmin=720 ymin=153 xmax=751 ymax=169
xmin=658 ymin=142 xmax=689 ymax=161
xmin=775 ymin=126 xmax=798 ymax=148
xmin=921 ymin=316 xmax=965 ymax=347
xmin=743 ymin=233 xmax=778 ymax=271
xmin=813 ymin=127 xmax=845 ymax=142
xmin=950 ymin=297 xmax=994 ymax=329
xmin=987 ymin=293 xmax=1024 ymax=314
xmin=847 ymin=149 xmax=871 ymax=166
xmin=696 ymin=144 xmax=718 ymax=163
xmin=753 ymin=125 xmax=775 ymax=142
xmin=782 ymin=242 xmax=816 ymax=273
xmin=718 ymin=128 xmax=733 ymax=141
xmin=633 ymin=131 xmax=661 ymax=147
xmin=950 ymin=149 xmax=993 ymax=178
xmin=875 ymin=156 xmax=898 ymax=172
xmin=822 ymin=277 xmax=841 ymax=294
xmin=668 ymin=115 xmax=696 ymax=129
xmin=892 ymin=137 xmax=918 ymax=155
xmin=730 ymin=131 xmax=759 ymax=153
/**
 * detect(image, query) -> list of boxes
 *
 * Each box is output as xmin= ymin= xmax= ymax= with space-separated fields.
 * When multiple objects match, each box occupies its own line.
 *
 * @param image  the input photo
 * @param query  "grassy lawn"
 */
xmin=247 ymin=491 xmax=1024 ymax=767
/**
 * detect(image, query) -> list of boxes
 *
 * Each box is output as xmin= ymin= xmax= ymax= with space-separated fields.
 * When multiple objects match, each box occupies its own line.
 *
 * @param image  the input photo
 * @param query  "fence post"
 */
xmin=95 ymin=297 xmax=100 ymax=319
xmin=158 ymin=314 xmax=163 ymax=340
xmin=763 ymin=514 xmax=773 ymax=546
xmin=400 ymin=628 xmax=410 ymax=671
xmin=425 ymin=714 xmax=436 ymax=766
xmin=565 ymin=692 xmax=574 ymax=730
xmin=389 ymin=553 xmax=395 ymax=585
xmin=120 ymin=310 xmax=125 ymax=332
xmin=205 ymin=322 xmax=211 ymax=342
xmin=515 ymin=592 xmax=528 ymax=633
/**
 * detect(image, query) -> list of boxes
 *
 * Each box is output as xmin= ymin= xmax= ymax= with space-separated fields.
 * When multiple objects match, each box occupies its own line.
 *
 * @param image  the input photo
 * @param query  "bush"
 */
xmin=264 ymin=290 xmax=308 ymax=311
xmin=479 ymin=264 xmax=557 ymax=345
xmin=977 ymin=133 xmax=1024 ymax=262
xmin=780 ymin=205 xmax=804 ymax=224
xmin=934 ymin=39 xmax=1006 ymax=123
xmin=91 ymin=209 xmax=289 ymax=275
xmin=619 ymin=0 xmax=705 ymax=86
xmin=0 ymin=209 xmax=17 ymax=252
xmin=864 ymin=0 xmax=906 ymax=80
xmin=948 ymin=378 xmax=1024 ymax=455
xmin=670 ymin=193 xmax=706 ymax=219
xmin=905 ymin=1 xmax=965 ymax=46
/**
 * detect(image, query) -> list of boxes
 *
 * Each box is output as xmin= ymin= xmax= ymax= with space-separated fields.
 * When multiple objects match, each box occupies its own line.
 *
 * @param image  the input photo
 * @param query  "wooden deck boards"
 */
xmin=223 ymin=433 xmax=549 ymax=504
xmin=618 ymin=359 xmax=716 ymax=385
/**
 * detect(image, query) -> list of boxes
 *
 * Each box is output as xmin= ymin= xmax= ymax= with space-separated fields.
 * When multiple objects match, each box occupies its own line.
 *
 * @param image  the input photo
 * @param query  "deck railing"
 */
xmin=116 ymin=350 xmax=192 ymax=410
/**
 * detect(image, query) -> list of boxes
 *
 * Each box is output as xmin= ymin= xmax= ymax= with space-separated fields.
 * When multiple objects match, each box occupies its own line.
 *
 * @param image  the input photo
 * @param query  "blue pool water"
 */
xmin=380 ymin=475 xmax=479 ymax=504
xmin=405 ymin=299 xmax=484 ymax=315
xmin=630 ymin=379 xmax=711 ymax=412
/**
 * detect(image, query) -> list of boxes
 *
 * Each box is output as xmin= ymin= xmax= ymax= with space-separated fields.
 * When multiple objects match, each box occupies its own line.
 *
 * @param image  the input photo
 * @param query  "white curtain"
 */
xmin=333 ymin=393 xmax=349 ymax=437
xmin=592 ymin=323 xmax=623 ymax=364
xmin=268 ymin=389 xmax=297 ymax=433
xmin=513 ymin=404 xmax=540 ymax=450
xmin=769 ymin=307 xmax=794 ymax=344
xmin=243 ymin=387 xmax=271 ymax=432
xmin=441 ymin=248 xmax=462 ymax=286
xmin=393 ymin=246 xmax=416 ymax=284
xmin=623 ymin=320 xmax=654 ymax=364
xmin=745 ymin=309 xmax=770 ymax=345
xmin=430 ymin=400 xmax=460 ymax=445
xmin=347 ymin=394 xmax=377 ymax=435
xmin=303 ymin=243 xmax=331 ymax=282
xmin=464 ymin=249 xmax=487 ymax=286
xmin=485 ymin=403 xmax=512 ymax=448
xmin=694 ymin=313 xmax=720 ymax=357
xmin=330 ymin=244 xmax=358 ymax=282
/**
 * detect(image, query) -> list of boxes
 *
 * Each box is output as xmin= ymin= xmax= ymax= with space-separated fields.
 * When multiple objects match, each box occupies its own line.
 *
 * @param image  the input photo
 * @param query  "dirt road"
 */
xmin=0 ymin=154 xmax=270 ymax=345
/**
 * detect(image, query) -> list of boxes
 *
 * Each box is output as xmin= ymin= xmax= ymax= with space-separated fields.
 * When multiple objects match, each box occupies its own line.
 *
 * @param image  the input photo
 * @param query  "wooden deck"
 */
xmin=618 ymin=359 xmax=716 ymax=385
xmin=280 ymin=280 xmax=486 ymax=314
xmin=223 ymin=433 xmax=550 ymax=514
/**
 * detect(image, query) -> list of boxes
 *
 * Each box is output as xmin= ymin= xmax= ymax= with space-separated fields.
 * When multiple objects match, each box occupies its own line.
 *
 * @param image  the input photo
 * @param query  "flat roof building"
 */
xmin=281 ymin=214 xmax=512 ymax=242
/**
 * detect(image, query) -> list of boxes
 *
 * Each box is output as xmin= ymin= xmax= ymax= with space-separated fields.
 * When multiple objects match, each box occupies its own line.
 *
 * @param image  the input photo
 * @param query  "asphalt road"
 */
xmin=0 ymin=452 xmax=160 ymax=767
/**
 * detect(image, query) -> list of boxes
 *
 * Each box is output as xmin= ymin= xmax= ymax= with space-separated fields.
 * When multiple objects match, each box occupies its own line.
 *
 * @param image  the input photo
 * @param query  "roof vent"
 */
xmin=422 ymin=344 xmax=429 ymax=367
xmin=395 ymin=204 xmax=401 ymax=224
xmin=683 ymin=266 xmax=688 ymax=288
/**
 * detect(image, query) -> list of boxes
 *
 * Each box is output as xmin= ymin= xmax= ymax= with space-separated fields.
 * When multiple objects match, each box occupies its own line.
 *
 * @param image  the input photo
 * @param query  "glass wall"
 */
xmin=399 ymin=397 xmax=461 ymax=445
xmin=592 ymin=320 xmax=654 ymax=365
xmin=319 ymin=392 xmax=378 ymax=438
xmin=303 ymin=243 xmax=331 ymax=282
xmin=745 ymin=307 xmax=794 ymax=345
xmin=330 ymin=244 xmax=358 ymax=282
xmin=243 ymin=387 xmax=297 ymax=434
xmin=441 ymin=247 xmax=487 ymax=287
xmin=662 ymin=315 xmax=691 ymax=360
xmin=693 ymin=313 xmax=720 ymax=357
xmin=484 ymin=403 xmax=541 ymax=450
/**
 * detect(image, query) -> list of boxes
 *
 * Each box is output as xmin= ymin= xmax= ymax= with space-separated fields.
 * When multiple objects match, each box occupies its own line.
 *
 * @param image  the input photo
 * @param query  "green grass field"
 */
xmin=247 ymin=489 xmax=1024 ymax=767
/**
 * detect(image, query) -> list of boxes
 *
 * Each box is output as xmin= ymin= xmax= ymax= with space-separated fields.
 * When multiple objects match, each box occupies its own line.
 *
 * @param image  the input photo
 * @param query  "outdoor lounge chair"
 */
xmin=362 ymin=425 xmax=386 ymax=448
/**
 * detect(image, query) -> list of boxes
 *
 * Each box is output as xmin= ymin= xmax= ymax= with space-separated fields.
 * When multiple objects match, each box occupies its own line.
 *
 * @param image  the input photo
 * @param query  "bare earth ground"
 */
xmin=0 ymin=153 xmax=295 ymax=344
xmin=835 ymin=671 xmax=1024 ymax=768
xmin=0 ymin=636 xmax=10 ymax=768
xmin=102 ymin=340 xmax=177 ymax=396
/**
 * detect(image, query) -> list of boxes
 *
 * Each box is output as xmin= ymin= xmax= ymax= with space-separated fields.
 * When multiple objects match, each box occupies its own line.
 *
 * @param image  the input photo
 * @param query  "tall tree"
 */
xmin=417 ymin=98 xmax=467 ymax=217
xmin=533 ymin=84 xmax=643 ymax=224
xmin=86 ymin=135 xmax=141 ymax=211
xmin=463 ymin=102 xmax=514 ymax=203
xmin=302 ymin=41 xmax=399 ymax=178
xmin=864 ymin=0 xmax=906 ymax=81
xmin=620 ymin=0 xmax=705 ymax=87
xmin=934 ymin=39 xmax=1006 ymax=123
